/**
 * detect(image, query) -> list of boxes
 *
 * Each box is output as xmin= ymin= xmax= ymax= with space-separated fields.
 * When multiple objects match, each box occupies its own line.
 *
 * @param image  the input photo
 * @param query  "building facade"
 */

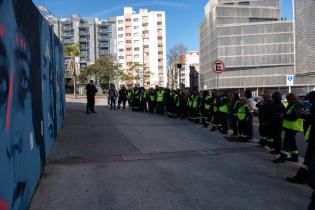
xmin=43 ymin=7 xmax=167 ymax=88
xmin=294 ymin=0 xmax=315 ymax=93
xmin=199 ymin=0 xmax=294 ymax=92
xmin=115 ymin=7 xmax=167 ymax=88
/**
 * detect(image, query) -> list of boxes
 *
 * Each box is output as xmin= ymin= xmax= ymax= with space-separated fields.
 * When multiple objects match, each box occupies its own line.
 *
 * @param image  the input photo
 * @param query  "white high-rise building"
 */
xmin=115 ymin=7 xmax=167 ymax=88
xmin=42 ymin=7 xmax=167 ymax=88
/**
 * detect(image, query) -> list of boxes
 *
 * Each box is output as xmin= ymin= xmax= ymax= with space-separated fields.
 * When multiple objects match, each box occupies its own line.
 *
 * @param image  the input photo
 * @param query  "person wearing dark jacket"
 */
xmin=287 ymin=91 xmax=315 ymax=185
xmin=269 ymin=91 xmax=286 ymax=154
xmin=274 ymin=93 xmax=304 ymax=163
xmin=118 ymin=85 xmax=127 ymax=109
xmin=256 ymin=91 xmax=273 ymax=147
xmin=308 ymin=151 xmax=315 ymax=210
xmin=86 ymin=80 xmax=97 ymax=114
xmin=219 ymin=92 xmax=230 ymax=134
xmin=245 ymin=90 xmax=254 ymax=140
xmin=237 ymin=97 xmax=250 ymax=141
xmin=148 ymin=88 xmax=156 ymax=113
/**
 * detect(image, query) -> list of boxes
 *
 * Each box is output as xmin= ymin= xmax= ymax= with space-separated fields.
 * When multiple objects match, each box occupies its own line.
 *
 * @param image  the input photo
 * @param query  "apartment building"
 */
xmin=115 ymin=7 xmax=166 ymax=88
xmin=199 ymin=0 xmax=294 ymax=92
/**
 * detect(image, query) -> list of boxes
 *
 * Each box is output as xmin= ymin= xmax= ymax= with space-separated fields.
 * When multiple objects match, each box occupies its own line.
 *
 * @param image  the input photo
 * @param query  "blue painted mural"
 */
xmin=0 ymin=0 xmax=65 ymax=209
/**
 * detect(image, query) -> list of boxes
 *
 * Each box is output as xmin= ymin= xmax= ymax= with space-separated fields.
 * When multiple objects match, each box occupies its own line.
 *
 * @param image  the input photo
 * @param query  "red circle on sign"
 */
xmin=0 ymin=199 xmax=9 ymax=210
xmin=212 ymin=59 xmax=225 ymax=74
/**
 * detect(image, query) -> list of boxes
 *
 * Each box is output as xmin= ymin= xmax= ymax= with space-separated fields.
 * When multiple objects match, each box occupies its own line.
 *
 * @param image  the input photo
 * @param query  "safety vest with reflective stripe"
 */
xmin=219 ymin=97 xmax=229 ymax=113
xmin=205 ymin=96 xmax=211 ymax=110
xmin=213 ymin=98 xmax=218 ymax=112
xmin=157 ymin=91 xmax=164 ymax=102
xmin=305 ymin=125 xmax=312 ymax=142
xmin=193 ymin=96 xmax=200 ymax=108
xmin=187 ymin=96 xmax=193 ymax=107
xmin=237 ymin=105 xmax=248 ymax=121
xmin=133 ymin=90 xmax=140 ymax=99
xmin=150 ymin=94 xmax=155 ymax=102
xmin=174 ymin=94 xmax=180 ymax=107
xmin=283 ymin=103 xmax=303 ymax=132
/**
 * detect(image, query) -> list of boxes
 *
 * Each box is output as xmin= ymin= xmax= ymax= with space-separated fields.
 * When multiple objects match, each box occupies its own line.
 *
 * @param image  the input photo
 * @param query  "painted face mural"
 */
xmin=0 ymin=0 xmax=65 ymax=209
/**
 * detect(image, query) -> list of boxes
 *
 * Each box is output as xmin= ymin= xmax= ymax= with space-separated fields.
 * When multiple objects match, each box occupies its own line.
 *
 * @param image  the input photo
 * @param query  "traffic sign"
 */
xmin=286 ymin=75 xmax=294 ymax=86
xmin=212 ymin=59 xmax=225 ymax=74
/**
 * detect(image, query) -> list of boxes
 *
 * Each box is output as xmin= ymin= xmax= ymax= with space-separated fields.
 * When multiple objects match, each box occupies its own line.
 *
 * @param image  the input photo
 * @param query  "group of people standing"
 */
xmin=85 ymin=81 xmax=315 ymax=209
xmin=117 ymin=85 xmax=315 ymax=209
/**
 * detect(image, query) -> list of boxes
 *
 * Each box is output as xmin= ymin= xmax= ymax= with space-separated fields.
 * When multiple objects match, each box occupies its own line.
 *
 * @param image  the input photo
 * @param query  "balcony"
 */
xmin=98 ymin=42 xmax=109 ymax=48
xmin=63 ymin=32 xmax=74 ymax=37
xmin=80 ymin=58 xmax=88 ymax=63
xmin=79 ymin=30 xmax=89 ymax=35
xmin=79 ymin=38 xmax=89 ymax=43
xmin=62 ymin=26 xmax=73 ymax=31
xmin=99 ymin=35 xmax=111 ymax=40
xmin=63 ymin=39 xmax=74 ymax=44
xmin=99 ymin=50 xmax=110 ymax=56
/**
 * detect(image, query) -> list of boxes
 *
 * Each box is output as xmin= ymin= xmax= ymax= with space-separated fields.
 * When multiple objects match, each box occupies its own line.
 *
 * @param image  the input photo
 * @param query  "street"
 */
xmin=29 ymin=102 xmax=312 ymax=210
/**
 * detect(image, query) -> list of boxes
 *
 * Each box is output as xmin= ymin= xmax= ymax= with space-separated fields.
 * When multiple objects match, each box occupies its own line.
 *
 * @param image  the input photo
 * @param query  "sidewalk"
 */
xmin=29 ymin=102 xmax=312 ymax=210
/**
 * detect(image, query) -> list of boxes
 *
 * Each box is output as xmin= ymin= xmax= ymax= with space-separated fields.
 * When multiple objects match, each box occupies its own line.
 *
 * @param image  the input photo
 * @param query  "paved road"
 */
xmin=29 ymin=102 xmax=312 ymax=210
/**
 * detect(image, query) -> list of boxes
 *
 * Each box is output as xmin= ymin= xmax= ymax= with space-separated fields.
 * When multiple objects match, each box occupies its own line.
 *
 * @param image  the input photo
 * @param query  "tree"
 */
xmin=78 ymin=56 xmax=122 ymax=90
xmin=167 ymin=43 xmax=187 ymax=89
xmin=64 ymin=43 xmax=80 ymax=98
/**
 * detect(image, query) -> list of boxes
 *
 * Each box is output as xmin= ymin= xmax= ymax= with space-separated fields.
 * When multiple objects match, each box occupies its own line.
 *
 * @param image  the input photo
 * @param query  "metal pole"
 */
xmin=216 ymin=74 xmax=219 ymax=91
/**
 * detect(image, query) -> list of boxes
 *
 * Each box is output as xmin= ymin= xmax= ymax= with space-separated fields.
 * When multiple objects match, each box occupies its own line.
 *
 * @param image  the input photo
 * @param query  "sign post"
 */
xmin=286 ymin=75 xmax=294 ymax=93
xmin=212 ymin=59 xmax=225 ymax=90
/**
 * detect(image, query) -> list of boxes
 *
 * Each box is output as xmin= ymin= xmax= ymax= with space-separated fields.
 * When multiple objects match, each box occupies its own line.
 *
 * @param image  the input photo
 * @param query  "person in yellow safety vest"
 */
xmin=237 ymin=97 xmax=250 ymax=141
xmin=174 ymin=90 xmax=181 ymax=117
xmin=140 ymin=87 xmax=148 ymax=112
xmin=187 ymin=91 xmax=194 ymax=119
xmin=156 ymin=87 xmax=165 ymax=115
xmin=286 ymin=91 xmax=315 ymax=184
xmin=230 ymin=93 xmax=240 ymax=137
xmin=274 ymin=93 xmax=304 ymax=163
xmin=148 ymin=88 xmax=156 ymax=113
xmin=218 ymin=92 xmax=230 ymax=134
xmin=210 ymin=92 xmax=221 ymax=131
xmin=132 ymin=86 xmax=141 ymax=111
xmin=191 ymin=90 xmax=201 ymax=123
xmin=201 ymin=91 xmax=211 ymax=127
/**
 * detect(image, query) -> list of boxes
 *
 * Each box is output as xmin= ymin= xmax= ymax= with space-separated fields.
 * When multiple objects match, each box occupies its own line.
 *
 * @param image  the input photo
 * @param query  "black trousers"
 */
xmin=220 ymin=112 xmax=229 ymax=132
xmin=110 ymin=97 xmax=116 ymax=110
xmin=86 ymin=96 xmax=95 ymax=113
xmin=238 ymin=119 xmax=249 ymax=139
xmin=281 ymin=129 xmax=298 ymax=158
xmin=231 ymin=115 xmax=238 ymax=136
xmin=148 ymin=102 xmax=155 ymax=113
xmin=118 ymin=97 xmax=127 ymax=109
xmin=271 ymin=123 xmax=283 ymax=153
xmin=304 ymin=130 xmax=315 ymax=168
xmin=309 ymin=191 xmax=315 ymax=210
xmin=156 ymin=102 xmax=164 ymax=114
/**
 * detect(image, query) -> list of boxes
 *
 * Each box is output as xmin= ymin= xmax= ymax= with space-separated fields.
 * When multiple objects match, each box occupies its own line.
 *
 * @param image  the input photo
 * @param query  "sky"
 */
xmin=32 ymin=0 xmax=293 ymax=53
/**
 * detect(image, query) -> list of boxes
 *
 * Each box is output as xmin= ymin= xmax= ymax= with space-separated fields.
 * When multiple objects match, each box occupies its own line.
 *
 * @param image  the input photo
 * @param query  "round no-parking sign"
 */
xmin=212 ymin=59 xmax=225 ymax=74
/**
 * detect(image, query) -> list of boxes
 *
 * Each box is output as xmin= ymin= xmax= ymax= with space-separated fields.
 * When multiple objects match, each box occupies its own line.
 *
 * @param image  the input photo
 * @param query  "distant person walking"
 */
xmin=118 ymin=85 xmax=127 ymax=109
xmin=109 ymin=84 xmax=118 ymax=110
xmin=86 ymin=80 xmax=97 ymax=114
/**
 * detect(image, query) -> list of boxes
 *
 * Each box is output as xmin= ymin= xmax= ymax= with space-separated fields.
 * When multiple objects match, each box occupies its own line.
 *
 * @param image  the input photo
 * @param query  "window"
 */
xmin=157 ymin=21 xmax=162 ymax=25
xmin=118 ymin=34 xmax=123 ymax=38
xmin=133 ymin=32 xmax=139 ymax=37
xmin=158 ymin=36 xmax=163 ymax=40
xmin=118 ymin=20 xmax=123 ymax=24
xmin=134 ymin=54 xmax=140 ymax=59
xmin=145 ymin=52 xmax=149 ymax=56
xmin=144 ymin=45 xmax=149 ymax=48
xmin=125 ymin=18 xmax=131 ymax=22
xmin=126 ymin=33 xmax=131 ymax=36
xmin=126 ymin=48 xmax=132 ymax=51
xmin=118 ymin=27 xmax=123 ymax=31
xmin=133 ymin=18 xmax=139 ymax=22
xmin=126 ymin=40 xmax=132 ymax=44
xmin=239 ymin=1 xmax=249 ymax=5
xmin=158 ymin=44 xmax=163 ymax=47
xmin=119 ymin=49 xmax=124 ymax=52
xmin=118 ymin=41 xmax=124 ymax=45
xmin=142 ymin=23 xmax=149 ymax=27
xmin=119 ymin=56 xmax=124 ymax=59
xmin=158 ymin=51 xmax=163 ymax=55
xmin=158 ymin=59 xmax=163 ymax=62
xmin=134 ymin=26 xmax=139 ymax=29
xmin=157 ymin=14 xmax=162 ymax=17
xmin=134 ymin=40 xmax=139 ymax=45
xmin=134 ymin=47 xmax=140 ymax=51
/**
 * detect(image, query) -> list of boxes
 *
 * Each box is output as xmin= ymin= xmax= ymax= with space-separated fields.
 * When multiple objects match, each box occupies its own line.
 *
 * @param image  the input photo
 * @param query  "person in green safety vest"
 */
xmin=274 ymin=93 xmax=304 ymax=163
xmin=132 ymin=86 xmax=141 ymax=112
xmin=237 ymin=97 xmax=250 ymax=141
xmin=181 ymin=88 xmax=190 ymax=119
xmin=210 ymin=91 xmax=221 ymax=131
xmin=230 ymin=93 xmax=240 ymax=137
xmin=140 ymin=87 xmax=148 ymax=112
xmin=218 ymin=92 xmax=230 ymax=134
xmin=127 ymin=89 xmax=133 ymax=109
xmin=200 ymin=91 xmax=211 ymax=127
xmin=174 ymin=90 xmax=181 ymax=118
xmin=156 ymin=87 xmax=165 ymax=115
xmin=187 ymin=91 xmax=194 ymax=120
xmin=191 ymin=90 xmax=201 ymax=122
xmin=286 ymin=91 xmax=315 ymax=184
xmin=148 ymin=88 xmax=156 ymax=113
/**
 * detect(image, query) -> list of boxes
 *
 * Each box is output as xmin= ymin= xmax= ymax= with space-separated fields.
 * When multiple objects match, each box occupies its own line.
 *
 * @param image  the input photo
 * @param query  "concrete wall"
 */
xmin=0 ymin=0 xmax=65 ymax=209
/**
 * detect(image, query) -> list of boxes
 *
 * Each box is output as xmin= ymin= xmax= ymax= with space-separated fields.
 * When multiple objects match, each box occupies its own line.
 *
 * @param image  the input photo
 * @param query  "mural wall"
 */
xmin=0 ymin=0 xmax=65 ymax=209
